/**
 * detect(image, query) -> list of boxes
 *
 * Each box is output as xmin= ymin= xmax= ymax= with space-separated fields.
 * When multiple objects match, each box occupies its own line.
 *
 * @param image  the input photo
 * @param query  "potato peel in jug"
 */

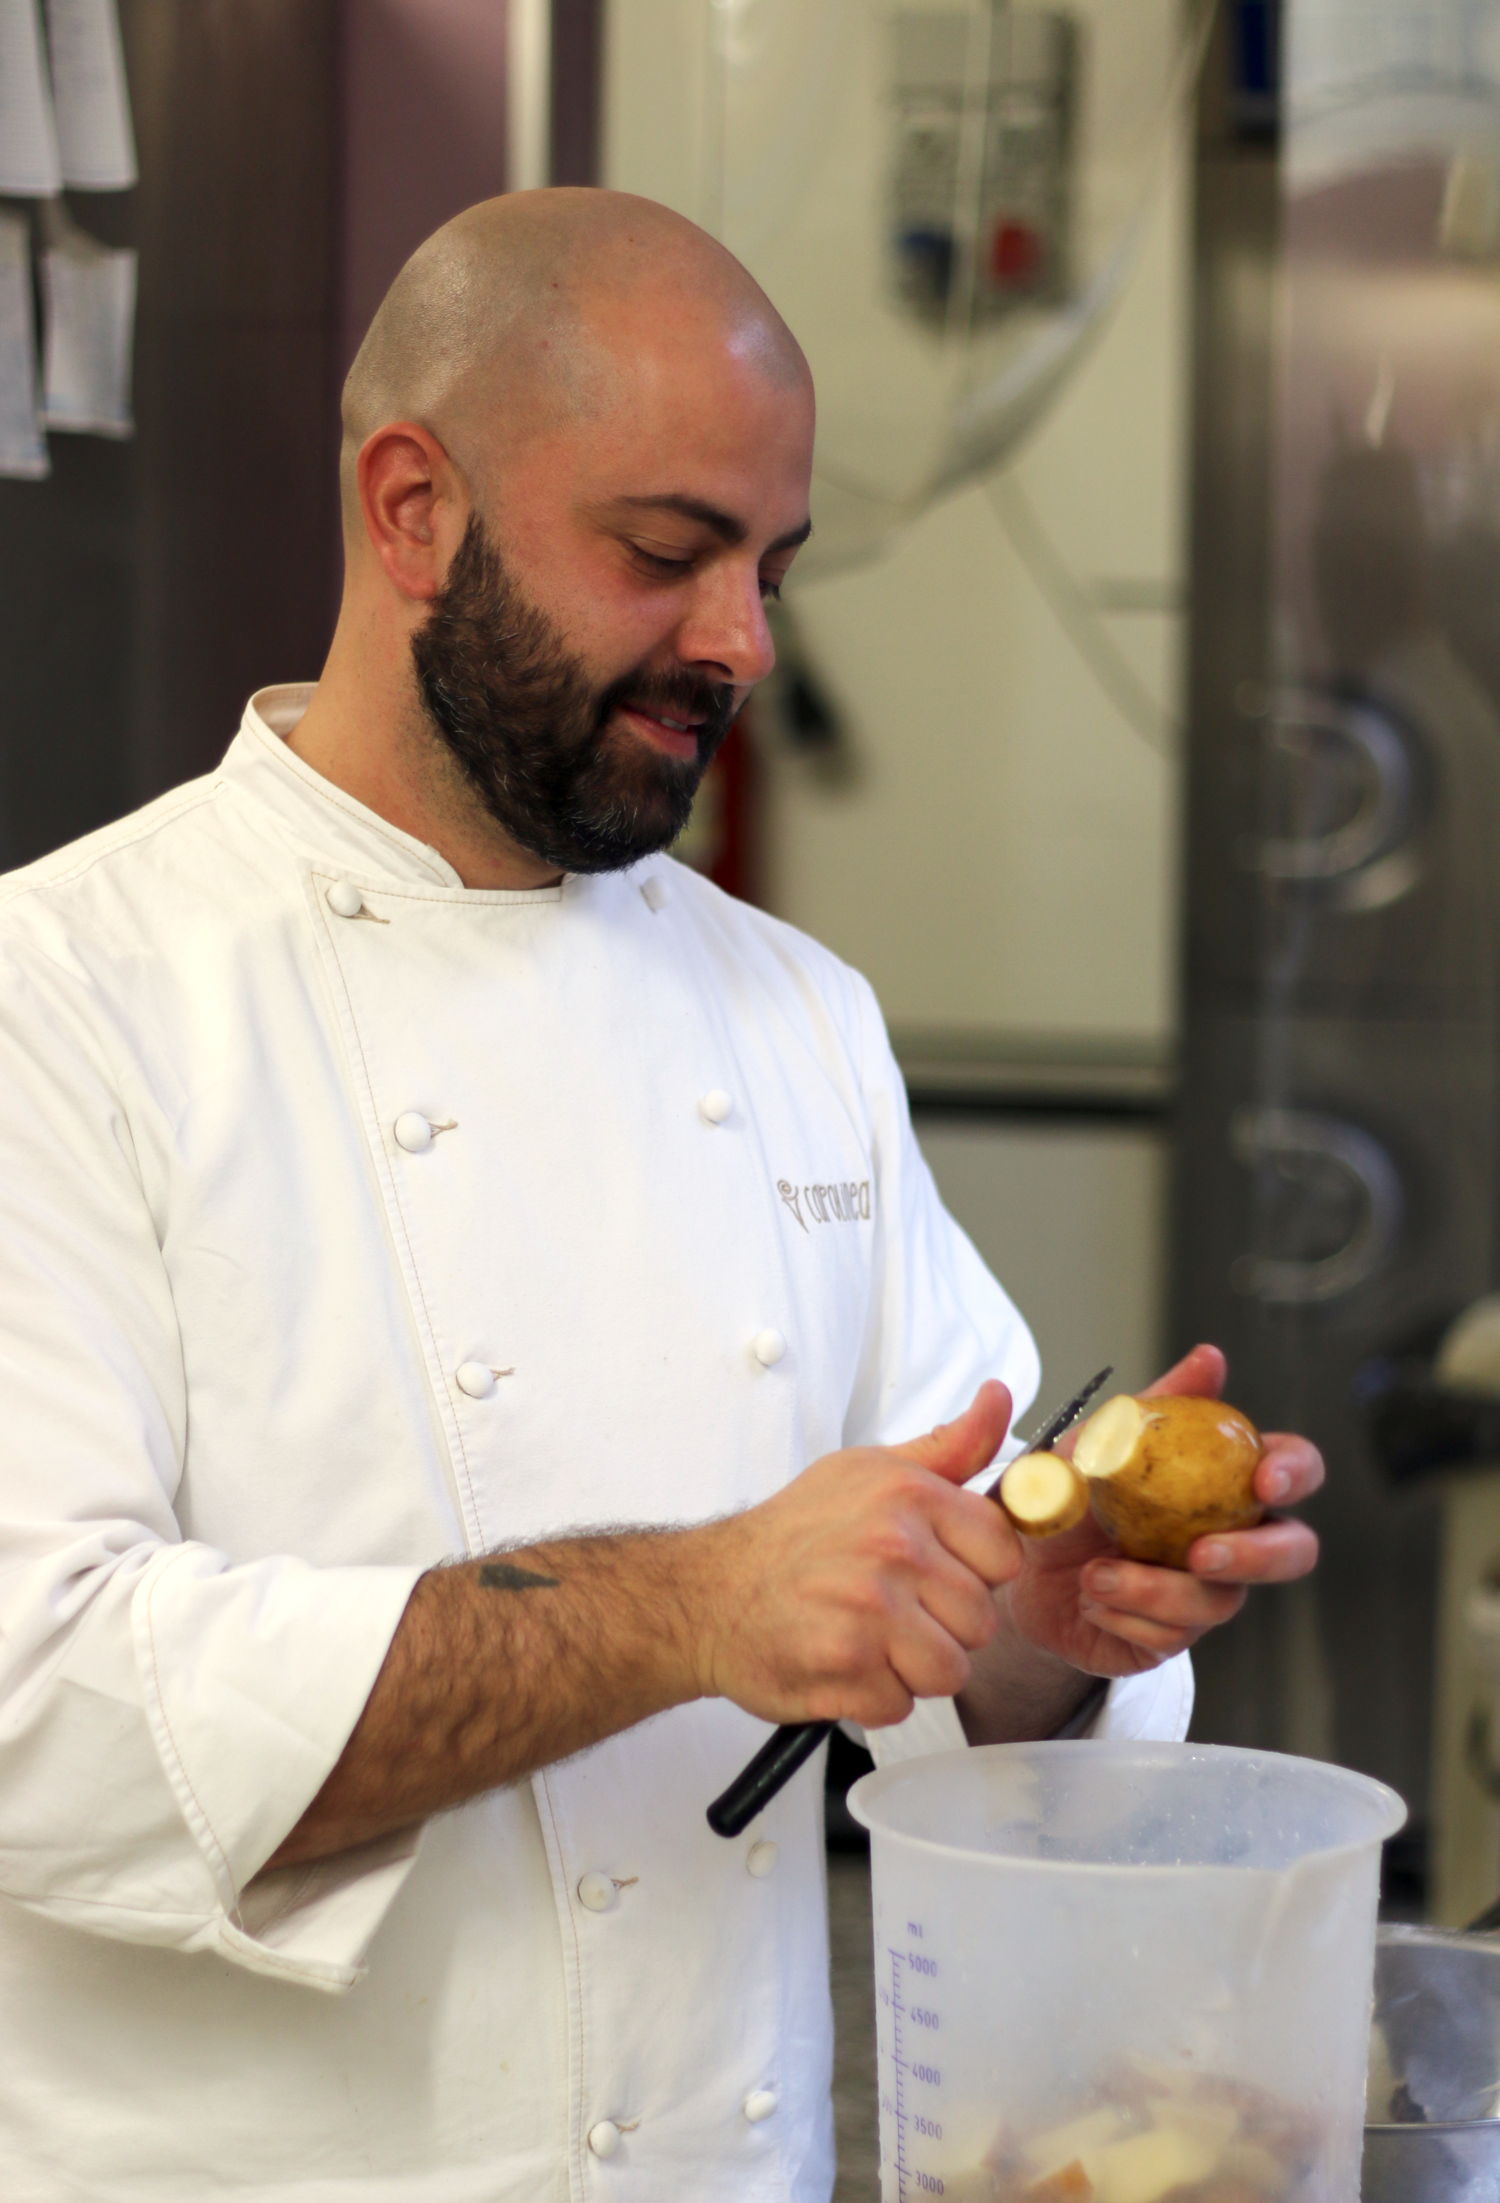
xmin=974 ymin=2065 xmax=1320 ymax=2203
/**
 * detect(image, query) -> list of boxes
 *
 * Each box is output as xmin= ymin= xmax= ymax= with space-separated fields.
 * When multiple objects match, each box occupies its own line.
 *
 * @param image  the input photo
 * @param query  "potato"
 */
xmin=999 ymin=1450 xmax=1090 ymax=1538
xmin=1071 ymin=1394 xmax=1264 ymax=1568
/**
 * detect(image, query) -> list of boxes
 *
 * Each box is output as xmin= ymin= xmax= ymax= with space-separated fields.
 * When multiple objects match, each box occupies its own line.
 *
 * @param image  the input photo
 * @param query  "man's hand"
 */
xmin=1002 ymin=1343 xmax=1323 ymax=1681
xmin=687 ymin=1381 xmax=1022 ymax=1729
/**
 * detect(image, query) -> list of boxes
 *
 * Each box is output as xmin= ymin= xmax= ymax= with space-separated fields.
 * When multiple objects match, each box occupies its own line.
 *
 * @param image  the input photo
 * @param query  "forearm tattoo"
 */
xmin=478 ymin=1561 xmax=561 ymax=1592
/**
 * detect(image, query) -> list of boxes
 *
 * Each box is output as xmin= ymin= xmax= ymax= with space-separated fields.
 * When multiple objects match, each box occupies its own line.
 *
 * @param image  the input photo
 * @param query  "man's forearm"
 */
xmin=265 ymin=1393 xmax=1041 ymax=1872
xmin=266 ymin=1529 xmax=706 ymax=1870
xmin=955 ymin=1590 xmax=1097 ymax=1745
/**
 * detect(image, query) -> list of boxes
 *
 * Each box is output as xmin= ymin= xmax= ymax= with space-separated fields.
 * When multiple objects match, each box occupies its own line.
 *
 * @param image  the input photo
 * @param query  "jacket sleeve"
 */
xmin=836 ymin=966 xmax=1192 ymax=1766
xmin=0 ymin=934 xmax=426 ymax=1992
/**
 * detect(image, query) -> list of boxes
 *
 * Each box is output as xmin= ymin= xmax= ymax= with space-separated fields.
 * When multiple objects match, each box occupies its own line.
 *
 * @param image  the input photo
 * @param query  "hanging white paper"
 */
xmin=45 ymin=0 xmax=136 ymax=190
xmin=0 ymin=211 xmax=48 ymax=477
xmin=0 ymin=0 xmax=62 ymax=194
xmin=40 ymin=208 xmax=134 ymax=435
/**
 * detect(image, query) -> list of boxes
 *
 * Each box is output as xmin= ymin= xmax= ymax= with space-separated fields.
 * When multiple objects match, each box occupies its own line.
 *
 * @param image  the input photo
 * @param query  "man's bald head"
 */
xmin=339 ymin=188 xmax=810 ymax=526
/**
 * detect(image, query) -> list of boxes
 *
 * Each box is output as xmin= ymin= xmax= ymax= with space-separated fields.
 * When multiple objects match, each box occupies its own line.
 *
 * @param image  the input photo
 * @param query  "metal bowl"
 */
xmin=1363 ymin=1926 xmax=1500 ymax=2200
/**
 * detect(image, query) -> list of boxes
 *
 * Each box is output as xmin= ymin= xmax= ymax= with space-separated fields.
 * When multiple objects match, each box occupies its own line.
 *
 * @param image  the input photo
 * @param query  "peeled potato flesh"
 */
xmin=1072 ymin=1394 xmax=1264 ymax=1568
xmin=999 ymin=1450 xmax=1090 ymax=1537
xmin=1086 ymin=2123 xmax=1221 ymax=2203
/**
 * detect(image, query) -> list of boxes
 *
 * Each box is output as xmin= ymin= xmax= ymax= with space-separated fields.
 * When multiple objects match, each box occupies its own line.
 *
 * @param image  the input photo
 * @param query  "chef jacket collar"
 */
xmin=222 ymin=683 xmax=576 ymax=905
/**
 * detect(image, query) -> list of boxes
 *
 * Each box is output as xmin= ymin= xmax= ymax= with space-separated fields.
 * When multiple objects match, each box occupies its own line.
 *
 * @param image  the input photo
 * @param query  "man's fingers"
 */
xmin=1254 ymin=1435 xmax=1324 ymax=1508
xmin=1081 ymin=1557 xmax=1245 ymax=1634
xmin=914 ymin=1546 xmax=1004 ymax=1653
xmin=1077 ymin=1600 xmax=1230 ymax=1657
xmin=1140 ymin=1343 xmax=1226 ymax=1401
xmin=902 ymin=1380 xmax=1013 ymax=1486
xmin=929 ymin=1481 xmax=1024 ymax=1589
xmin=1186 ymin=1516 xmax=1320 ymax=1585
xmin=888 ymin=1606 xmax=976 ymax=1702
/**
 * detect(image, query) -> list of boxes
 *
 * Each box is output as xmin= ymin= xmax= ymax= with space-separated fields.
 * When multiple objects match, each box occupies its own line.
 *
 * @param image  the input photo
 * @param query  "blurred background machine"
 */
xmin=12 ymin=0 xmax=1500 ymax=1917
xmin=1179 ymin=0 xmax=1500 ymax=1911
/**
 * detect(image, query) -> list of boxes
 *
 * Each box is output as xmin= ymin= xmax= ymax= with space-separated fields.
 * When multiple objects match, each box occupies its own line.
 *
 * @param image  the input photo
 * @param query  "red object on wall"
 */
xmin=705 ymin=711 xmax=759 ymax=903
xmin=990 ymin=218 xmax=1046 ymax=287
xmin=674 ymin=709 xmax=762 ymax=904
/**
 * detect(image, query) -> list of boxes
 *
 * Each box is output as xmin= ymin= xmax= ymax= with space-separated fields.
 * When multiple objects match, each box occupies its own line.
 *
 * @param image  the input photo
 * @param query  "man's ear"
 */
xmin=356 ymin=421 xmax=466 ymax=603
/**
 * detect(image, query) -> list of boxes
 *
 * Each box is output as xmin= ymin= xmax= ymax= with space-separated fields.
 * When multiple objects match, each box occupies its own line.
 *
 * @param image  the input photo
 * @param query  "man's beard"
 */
xmin=410 ymin=515 xmax=737 ymax=875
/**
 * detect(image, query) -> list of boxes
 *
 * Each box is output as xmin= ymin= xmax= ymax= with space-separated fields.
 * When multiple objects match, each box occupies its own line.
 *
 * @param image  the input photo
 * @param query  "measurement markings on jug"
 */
xmin=886 ymin=1940 xmax=946 ymax=2201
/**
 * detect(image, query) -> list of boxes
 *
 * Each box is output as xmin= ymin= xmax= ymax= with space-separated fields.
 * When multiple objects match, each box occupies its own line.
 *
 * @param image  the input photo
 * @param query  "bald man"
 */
xmin=0 ymin=192 xmax=1320 ymax=2201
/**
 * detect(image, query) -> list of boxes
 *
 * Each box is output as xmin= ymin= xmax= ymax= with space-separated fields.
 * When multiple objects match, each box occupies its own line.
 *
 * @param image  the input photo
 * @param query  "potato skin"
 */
xmin=1086 ymin=1396 xmax=1264 ymax=1568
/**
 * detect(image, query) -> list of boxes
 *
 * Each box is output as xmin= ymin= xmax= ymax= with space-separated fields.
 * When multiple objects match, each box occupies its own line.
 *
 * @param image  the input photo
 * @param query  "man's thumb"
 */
xmin=903 ymin=1380 xmax=1013 ymax=1484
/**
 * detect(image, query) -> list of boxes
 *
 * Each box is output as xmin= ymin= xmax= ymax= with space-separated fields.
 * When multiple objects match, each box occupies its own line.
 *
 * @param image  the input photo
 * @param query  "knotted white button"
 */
xmin=639 ymin=876 xmax=667 ymax=913
xmin=746 ymin=1840 xmax=779 ymax=1879
xmin=394 ymin=1112 xmax=434 ymax=1154
xmin=576 ymin=1871 xmax=618 ymax=1914
xmin=751 ymin=1329 xmax=786 ymax=1368
xmin=699 ymin=1090 xmax=733 ymax=1125
xmin=455 ymin=1362 xmax=497 ymax=1399
xmin=587 ymin=2120 xmax=622 ymax=2158
xmin=743 ymin=2089 xmax=778 ymax=2124
xmin=325 ymin=880 xmax=364 ymax=918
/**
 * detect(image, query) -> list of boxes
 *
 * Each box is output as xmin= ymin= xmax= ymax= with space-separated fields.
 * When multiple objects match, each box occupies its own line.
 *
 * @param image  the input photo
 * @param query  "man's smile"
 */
xmin=617 ymin=701 xmax=706 ymax=761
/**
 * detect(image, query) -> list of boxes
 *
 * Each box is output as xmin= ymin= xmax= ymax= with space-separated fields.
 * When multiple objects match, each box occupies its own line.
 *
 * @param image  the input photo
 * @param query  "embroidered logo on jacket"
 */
xmin=777 ymin=1178 xmax=872 ymax=1233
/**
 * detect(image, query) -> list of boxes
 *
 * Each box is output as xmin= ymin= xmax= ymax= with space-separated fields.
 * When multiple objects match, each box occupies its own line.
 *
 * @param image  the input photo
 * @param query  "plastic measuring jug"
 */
xmin=847 ymin=1740 xmax=1405 ymax=2203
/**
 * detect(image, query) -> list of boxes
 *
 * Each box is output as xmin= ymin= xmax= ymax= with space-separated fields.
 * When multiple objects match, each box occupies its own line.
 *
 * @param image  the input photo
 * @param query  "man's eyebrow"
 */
xmin=609 ymin=493 xmax=813 ymax=556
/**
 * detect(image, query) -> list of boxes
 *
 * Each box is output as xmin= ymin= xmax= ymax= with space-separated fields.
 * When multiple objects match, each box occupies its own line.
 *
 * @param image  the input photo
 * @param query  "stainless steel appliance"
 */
xmin=1174 ymin=4 xmax=1500 ymax=1848
xmin=1365 ymin=1926 xmax=1500 ymax=2200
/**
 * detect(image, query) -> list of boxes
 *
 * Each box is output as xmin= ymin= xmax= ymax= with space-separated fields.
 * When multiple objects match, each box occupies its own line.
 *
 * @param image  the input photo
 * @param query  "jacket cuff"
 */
xmin=218 ymin=1823 xmax=427 ymax=1991
xmin=1086 ymin=1651 xmax=1195 ymax=1742
xmin=860 ymin=1693 xmax=969 ymax=1767
xmin=136 ymin=1546 xmax=427 ymax=1987
xmin=858 ymin=1651 xmax=1194 ymax=1768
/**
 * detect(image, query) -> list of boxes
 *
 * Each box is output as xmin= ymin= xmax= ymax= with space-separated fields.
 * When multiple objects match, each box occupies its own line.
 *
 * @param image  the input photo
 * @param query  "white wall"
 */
xmin=766 ymin=158 xmax=1187 ymax=1049
xmin=918 ymin=1117 xmax=1168 ymax=1397
xmin=603 ymin=0 xmax=1190 ymax=1056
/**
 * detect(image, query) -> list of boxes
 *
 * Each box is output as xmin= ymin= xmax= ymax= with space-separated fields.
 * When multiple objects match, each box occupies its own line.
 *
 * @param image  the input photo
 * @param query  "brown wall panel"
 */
xmin=0 ymin=1 xmax=341 ymax=866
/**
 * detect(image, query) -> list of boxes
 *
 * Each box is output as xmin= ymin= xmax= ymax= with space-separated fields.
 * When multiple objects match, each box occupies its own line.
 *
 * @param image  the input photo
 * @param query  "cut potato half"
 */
xmin=1072 ymin=1395 xmax=1152 ymax=1480
xmin=1072 ymin=1393 xmax=1264 ymax=1569
xmin=999 ymin=1450 xmax=1089 ymax=1537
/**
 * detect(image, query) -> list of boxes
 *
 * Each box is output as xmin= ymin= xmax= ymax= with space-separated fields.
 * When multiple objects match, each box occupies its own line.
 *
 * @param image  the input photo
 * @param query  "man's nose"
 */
xmin=676 ymin=564 xmax=776 ymax=692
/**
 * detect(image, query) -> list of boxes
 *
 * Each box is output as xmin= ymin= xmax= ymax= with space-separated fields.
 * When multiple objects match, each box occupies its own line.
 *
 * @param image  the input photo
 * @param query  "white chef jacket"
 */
xmin=0 ymin=686 xmax=1191 ymax=2203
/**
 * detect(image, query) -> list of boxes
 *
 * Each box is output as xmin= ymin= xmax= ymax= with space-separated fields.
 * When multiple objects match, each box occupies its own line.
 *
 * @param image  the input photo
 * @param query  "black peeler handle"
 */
xmin=706 ymin=1719 xmax=834 ymax=1836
